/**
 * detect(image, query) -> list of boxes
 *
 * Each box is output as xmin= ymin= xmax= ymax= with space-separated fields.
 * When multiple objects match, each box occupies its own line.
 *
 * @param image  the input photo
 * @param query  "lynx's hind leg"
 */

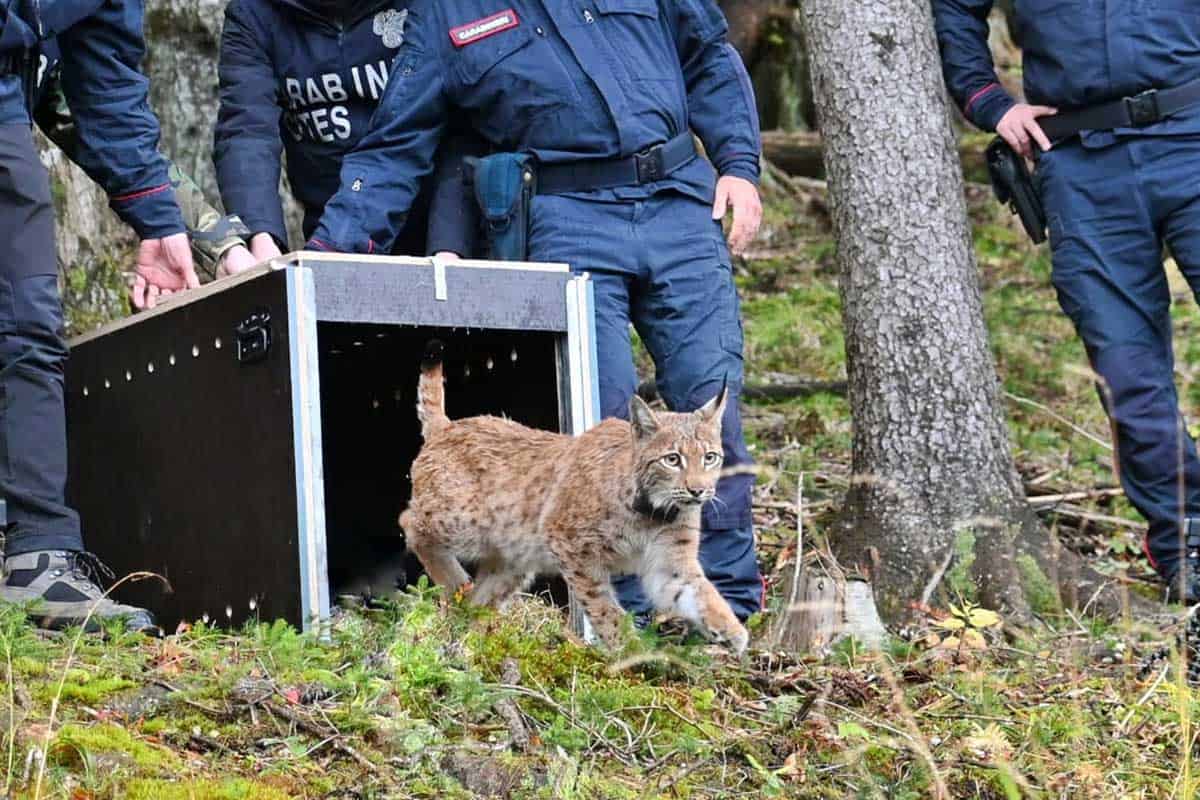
xmin=559 ymin=560 xmax=628 ymax=649
xmin=642 ymin=531 xmax=749 ymax=654
xmin=400 ymin=508 xmax=471 ymax=590
xmin=470 ymin=556 xmax=534 ymax=609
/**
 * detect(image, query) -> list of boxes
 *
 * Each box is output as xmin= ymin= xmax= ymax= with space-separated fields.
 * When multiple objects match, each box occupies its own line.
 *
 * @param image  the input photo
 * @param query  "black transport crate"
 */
xmin=64 ymin=254 xmax=600 ymax=632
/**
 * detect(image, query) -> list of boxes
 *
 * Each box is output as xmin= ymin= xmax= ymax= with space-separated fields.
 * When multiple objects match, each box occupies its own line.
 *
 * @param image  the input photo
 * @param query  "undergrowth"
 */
xmin=16 ymin=154 xmax=1200 ymax=798
xmin=1 ymin=582 xmax=1197 ymax=798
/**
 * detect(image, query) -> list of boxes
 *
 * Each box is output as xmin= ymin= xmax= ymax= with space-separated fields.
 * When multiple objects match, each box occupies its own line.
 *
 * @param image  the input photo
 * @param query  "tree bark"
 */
xmin=761 ymin=130 xmax=990 ymax=181
xmin=798 ymin=1 xmax=1134 ymax=624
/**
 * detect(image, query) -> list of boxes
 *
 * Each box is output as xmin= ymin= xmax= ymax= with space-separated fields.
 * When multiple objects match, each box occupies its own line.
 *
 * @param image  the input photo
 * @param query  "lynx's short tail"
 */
xmin=418 ymin=339 xmax=450 ymax=436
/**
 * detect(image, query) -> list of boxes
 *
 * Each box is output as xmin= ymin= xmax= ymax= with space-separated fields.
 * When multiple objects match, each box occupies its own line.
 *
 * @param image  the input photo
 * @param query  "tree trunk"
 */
xmin=798 ymin=1 xmax=1135 ymax=624
xmin=760 ymin=130 xmax=991 ymax=182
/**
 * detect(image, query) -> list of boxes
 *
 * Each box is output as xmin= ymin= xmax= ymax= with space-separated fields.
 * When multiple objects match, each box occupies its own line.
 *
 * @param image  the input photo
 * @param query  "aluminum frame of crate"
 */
xmin=65 ymin=254 xmax=600 ymax=632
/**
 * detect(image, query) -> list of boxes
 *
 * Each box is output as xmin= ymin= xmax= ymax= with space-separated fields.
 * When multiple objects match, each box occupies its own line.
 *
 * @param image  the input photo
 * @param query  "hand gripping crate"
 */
xmin=65 ymin=254 xmax=600 ymax=632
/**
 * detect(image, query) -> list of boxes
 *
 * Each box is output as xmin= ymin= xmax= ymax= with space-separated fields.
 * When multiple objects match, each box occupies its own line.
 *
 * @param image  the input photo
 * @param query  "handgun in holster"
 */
xmin=986 ymin=137 xmax=1047 ymax=245
xmin=462 ymin=152 xmax=536 ymax=261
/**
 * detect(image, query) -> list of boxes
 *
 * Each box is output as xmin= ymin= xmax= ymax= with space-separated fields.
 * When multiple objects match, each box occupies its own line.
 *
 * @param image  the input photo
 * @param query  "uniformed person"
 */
xmin=32 ymin=45 xmax=259 ymax=284
xmin=0 ymin=0 xmax=199 ymax=629
xmin=933 ymin=1 xmax=1200 ymax=602
xmin=308 ymin=0 xmax=766 ymax=619
xmin=214 ymin=0 xmax=479 ymax=261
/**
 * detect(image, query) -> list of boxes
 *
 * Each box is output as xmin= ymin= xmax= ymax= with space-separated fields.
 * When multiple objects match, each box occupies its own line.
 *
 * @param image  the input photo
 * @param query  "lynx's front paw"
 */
xmin=712 ymin=619 xmax=750 ymax=655
xmin=690 ymin=580 xmax=750 ymax=654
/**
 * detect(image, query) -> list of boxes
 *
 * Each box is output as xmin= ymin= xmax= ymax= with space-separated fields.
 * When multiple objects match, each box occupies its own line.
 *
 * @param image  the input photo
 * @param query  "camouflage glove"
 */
xmin=168 ymin=163 xmax=250 ymax=282
xmin=191 ymin=213 xmax=253 ymax=280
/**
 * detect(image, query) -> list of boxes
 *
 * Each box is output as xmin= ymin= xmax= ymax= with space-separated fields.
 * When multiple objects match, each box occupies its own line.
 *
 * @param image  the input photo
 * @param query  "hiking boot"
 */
xmin=1167 ymin=561 xmax=1200 ymax=605
xmin=1166 ymin=527 xmax=1200 ymax=605
xmin=0 ymin=550 xmax=157 ymax=633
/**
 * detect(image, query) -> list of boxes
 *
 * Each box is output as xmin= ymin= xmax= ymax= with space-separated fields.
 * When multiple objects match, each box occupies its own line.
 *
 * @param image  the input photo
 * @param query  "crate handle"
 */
xmin=430 ymin=255 xmax=450 ymax=302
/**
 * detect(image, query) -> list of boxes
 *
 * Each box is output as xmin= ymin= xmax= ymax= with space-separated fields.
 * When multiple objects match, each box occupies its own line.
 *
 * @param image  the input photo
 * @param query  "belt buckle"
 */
xmin=634 ymin=145 xmax=665 ymax=183
xmin=1125 ymin=88 xmax=1161 ymax=127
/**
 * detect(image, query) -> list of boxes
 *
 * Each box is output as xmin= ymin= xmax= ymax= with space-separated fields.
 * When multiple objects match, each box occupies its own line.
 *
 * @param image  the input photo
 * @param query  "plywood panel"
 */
xmin=66 ymin=269 xmax=306 ymax=630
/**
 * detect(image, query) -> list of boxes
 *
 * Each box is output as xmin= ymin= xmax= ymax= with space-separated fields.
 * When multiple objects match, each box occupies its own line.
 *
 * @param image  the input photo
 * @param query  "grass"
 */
xmin=21 ymin=157 xmax=1200 ymax=797
xmin=3 ymin=585 xmax=1198 ymax=798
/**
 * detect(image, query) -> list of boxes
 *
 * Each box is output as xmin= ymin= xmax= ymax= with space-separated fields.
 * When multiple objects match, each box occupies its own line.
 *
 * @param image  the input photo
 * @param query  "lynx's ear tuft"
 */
xmin=630 ymin=395 xmax=660 ymax=439
xmin=697 ymin=378 xmax=728 ymax=423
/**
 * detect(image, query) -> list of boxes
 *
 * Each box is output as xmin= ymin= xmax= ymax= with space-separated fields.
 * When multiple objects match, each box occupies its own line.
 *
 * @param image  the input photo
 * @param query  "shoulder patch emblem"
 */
xmin=449 ymin=9 xmax=520 ymax=48
xmin=374 ymin=9 xmax=409 ymax=48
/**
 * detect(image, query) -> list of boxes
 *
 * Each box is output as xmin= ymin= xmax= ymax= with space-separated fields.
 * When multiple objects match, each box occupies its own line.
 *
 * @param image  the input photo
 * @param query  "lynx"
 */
xmin=398 ymin=342 xmax=750 ymax=653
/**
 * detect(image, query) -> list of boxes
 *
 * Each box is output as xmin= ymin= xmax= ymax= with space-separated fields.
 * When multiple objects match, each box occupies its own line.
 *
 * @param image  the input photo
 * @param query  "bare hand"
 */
xmin=218 ymin=244 xmax=258 ymax=277
xmin=996 ymin=103 xmax=1058 ymax=158
xmin=131 ymin=232 xmax=199 ymax=310
xmin=250 ymin=232 xmax=283 ymax=262
xmin=712 ymin=175 xmax=762 ymax=256
xmin=433 ymin=251 xmax=461 ymax=260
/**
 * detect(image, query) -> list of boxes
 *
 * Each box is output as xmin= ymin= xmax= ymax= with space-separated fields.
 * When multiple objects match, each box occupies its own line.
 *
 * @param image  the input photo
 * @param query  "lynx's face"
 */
xmin=629 ymin=389 xmax=728 ymax=518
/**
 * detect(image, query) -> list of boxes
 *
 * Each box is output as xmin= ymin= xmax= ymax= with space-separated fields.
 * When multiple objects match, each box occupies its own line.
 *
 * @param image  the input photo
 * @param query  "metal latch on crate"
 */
xmin=235 ymin=309 xmax=273 ymax=364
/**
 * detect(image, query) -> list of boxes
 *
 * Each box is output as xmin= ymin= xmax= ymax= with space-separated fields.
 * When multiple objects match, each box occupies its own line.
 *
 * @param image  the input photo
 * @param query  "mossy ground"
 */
xmin=10 ymin=167 xmax=1200 ymax=798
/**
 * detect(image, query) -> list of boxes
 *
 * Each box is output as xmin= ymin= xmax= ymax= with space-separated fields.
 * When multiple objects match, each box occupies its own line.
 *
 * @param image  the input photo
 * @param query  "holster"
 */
xmin=986 ymin=137 xmax=1047 ymax=244
xmin=463 ymin=152 xmax=535 ymax=261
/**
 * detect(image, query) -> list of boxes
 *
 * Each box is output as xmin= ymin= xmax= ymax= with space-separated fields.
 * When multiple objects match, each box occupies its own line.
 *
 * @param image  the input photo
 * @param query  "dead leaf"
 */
xmin=778 ymin=751 xmax=805 ymax=781
xmin=967 ymin=608 xmax=1001 ymax=628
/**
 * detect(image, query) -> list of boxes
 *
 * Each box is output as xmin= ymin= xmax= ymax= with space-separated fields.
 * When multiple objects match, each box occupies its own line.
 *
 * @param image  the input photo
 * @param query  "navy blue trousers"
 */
xmin=0 ymin=124 xmax=82 ymax=556
xmin=529 ymin=190 xmax=762 ymax=619
xmin=1038 ymin=135 xmax=1200 ymax=578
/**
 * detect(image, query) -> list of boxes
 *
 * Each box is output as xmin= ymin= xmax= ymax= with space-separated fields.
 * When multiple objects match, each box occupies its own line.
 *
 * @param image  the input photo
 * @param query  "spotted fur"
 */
xmin=399 ymin=342 xmax=749 ymax=653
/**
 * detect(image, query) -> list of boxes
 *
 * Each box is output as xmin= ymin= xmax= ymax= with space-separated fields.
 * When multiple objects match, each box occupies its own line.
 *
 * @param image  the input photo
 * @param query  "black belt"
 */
xmin=1038 ymin=78 xmax=1200 ymax=141
xmin=536 ymin=132 xmax=697 ymax=195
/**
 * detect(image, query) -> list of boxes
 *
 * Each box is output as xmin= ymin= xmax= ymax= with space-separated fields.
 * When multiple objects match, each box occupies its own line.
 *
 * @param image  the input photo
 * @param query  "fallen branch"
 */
xmin=756 ymin=499 xmax=833 ymax=514
xmin=494 ymin=659 xmax=530 ymax=752
xmin=1035 ymin=504 xmax=1147 ymax=531
xmin=761 ymin=130 xmax=825 ymax=178
xmin=919 ymin=546 xmax=956 ymax=611
xmin=1026 ymin=488 xmax=1124 ymax=506
xmin=1003 ymin=391 xmax=1112 ymax=450
xmin=260 ymin=700 xmax=378 ymax=773
xmin=165 ymin=678 xmax=378 ymax=774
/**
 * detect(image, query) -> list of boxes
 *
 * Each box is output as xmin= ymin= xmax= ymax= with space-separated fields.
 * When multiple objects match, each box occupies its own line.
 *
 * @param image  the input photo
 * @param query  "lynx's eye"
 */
xmin=704 ymin=451 xmax=721 ymax=468
xmin=661 ymin=453 xmax=683 ymax=469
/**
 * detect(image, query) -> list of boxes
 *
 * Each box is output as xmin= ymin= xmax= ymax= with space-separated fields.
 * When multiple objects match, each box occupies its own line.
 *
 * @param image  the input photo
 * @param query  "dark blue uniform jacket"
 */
xmin=934 ymin=0 xmax=1200 ymax=141
xmin=0 ymin=0 xmax=184 ymax=238
xmin=215 ymin=0 xmax=476 ymax=253
xmin=308 ymin=0 xmax=760 ymax=253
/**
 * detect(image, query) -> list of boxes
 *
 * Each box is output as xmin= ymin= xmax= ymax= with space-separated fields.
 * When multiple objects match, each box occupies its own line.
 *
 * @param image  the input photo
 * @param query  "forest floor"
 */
xmin=21 ymin=162 xmax=1200 ymax=799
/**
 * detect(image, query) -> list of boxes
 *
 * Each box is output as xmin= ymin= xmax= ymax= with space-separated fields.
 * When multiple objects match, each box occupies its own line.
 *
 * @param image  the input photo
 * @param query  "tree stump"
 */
xmin=768 ymin=559 xmax=887 ymax=652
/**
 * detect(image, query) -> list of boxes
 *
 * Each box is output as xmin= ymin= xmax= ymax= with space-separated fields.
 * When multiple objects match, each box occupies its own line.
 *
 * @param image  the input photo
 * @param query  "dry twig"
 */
xmin=494 ymin=658 xmax=531 ymax=751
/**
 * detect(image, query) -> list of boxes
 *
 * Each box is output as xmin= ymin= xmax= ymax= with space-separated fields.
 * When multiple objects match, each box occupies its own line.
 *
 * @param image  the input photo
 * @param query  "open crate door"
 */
xmin=65 ymin=256 xmax=599 ymax=633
